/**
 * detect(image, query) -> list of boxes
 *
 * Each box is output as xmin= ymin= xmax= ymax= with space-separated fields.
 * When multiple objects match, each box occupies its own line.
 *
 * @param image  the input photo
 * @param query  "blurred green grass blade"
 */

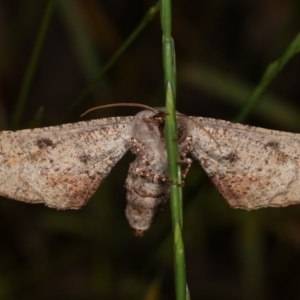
xmin=239 ymin=214 xmax=265 ymax=300
xmin=28 ymin=107 xmax=44 ymax=128
xmin=180 ymin=64 xmax=300 ymax=130
xmin=0 ymin=1 xmax=46 ymax=76
xmin=58 ymin=0 xmax=104 ymax=81
xmin=62 ymin=2 xmax=160 ymax=121
xmin=57 ymin=0 xmax=105 ymax=121
xmin=185 ymin=286 xmax=191 ymax=300
xmin=11 ymin=0 xmax=56 ymax=129
xmin=236 ymin=32 xmax=300 ymax=122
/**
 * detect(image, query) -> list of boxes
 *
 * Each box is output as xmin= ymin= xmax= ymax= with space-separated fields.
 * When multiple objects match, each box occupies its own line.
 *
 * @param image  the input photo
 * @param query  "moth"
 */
xmin=1 ymin=108 xmax=300 ymax=234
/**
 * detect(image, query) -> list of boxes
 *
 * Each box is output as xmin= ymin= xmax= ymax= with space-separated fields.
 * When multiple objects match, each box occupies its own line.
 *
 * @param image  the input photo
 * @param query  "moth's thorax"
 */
xmin=131 ymin=110 xmax=168 ymax=173
xmin=132 ymin=110 xmax=164 ymax=146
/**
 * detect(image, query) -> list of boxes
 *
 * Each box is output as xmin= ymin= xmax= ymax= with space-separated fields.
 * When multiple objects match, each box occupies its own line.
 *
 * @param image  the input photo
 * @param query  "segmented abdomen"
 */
xmin=124 ymin=161 xmax=169 ymax=235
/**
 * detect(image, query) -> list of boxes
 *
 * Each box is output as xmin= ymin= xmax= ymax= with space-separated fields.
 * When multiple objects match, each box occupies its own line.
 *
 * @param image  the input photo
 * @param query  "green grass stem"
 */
xmin=160 ymin=0 xmax=189 ymax=299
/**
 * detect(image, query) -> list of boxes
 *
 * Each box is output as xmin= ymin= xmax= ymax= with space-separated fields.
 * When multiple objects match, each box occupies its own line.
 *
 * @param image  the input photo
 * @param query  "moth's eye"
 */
xmin=150 ymin=112 xmax=166 ymax=126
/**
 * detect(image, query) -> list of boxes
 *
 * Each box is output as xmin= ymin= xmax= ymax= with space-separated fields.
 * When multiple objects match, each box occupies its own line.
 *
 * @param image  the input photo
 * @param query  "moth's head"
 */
xmin=132 ymin=109 xmax=166 ymax=144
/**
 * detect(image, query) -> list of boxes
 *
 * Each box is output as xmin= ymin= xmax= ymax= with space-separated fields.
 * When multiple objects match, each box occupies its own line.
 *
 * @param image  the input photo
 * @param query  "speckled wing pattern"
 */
xmin=0 ymin=117 xmax=133 ymax=209
xmin=1 ymin=109 xmax=300 ymax=233
xmin=187 ymin=117 xmax=300 ymax=209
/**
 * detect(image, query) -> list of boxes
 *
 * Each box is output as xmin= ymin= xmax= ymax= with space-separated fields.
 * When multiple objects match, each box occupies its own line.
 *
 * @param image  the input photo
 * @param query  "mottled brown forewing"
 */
xmin=0 ymin=117 xmax=134 ymax=209
xmin=188 ymin=117 xmax=300 ymax=209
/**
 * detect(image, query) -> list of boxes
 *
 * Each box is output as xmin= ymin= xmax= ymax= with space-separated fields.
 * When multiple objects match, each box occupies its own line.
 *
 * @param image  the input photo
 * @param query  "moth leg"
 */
xmin=180 ymin=158 xmax=193 ymax=179
xmin=130 ymin=137 xmax=152 ymax=172
xmin=179 ymin=136 xmax=193 ymax=157
xmin=179 ymin=136 xmax=193 ymax=178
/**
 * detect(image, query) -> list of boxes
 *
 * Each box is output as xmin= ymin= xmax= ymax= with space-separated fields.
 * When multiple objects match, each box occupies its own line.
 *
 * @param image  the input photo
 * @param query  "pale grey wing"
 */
xmin=187 ymin=117 xmax=300 ymax=209
xmin=0 ymin=117 xmax=134 ymax=209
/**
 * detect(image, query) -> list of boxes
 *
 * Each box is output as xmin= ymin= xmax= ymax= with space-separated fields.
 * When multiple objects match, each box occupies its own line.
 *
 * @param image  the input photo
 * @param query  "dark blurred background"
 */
xmin=0 ymin=0 xmax=300 ymax=299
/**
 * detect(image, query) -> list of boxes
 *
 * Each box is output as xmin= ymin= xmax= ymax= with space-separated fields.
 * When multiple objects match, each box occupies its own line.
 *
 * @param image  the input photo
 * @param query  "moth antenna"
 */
xmin=81 ymin=103 xmax=158 ymax=117
xmin=176 ymin=113 xmax=222 ymax=154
